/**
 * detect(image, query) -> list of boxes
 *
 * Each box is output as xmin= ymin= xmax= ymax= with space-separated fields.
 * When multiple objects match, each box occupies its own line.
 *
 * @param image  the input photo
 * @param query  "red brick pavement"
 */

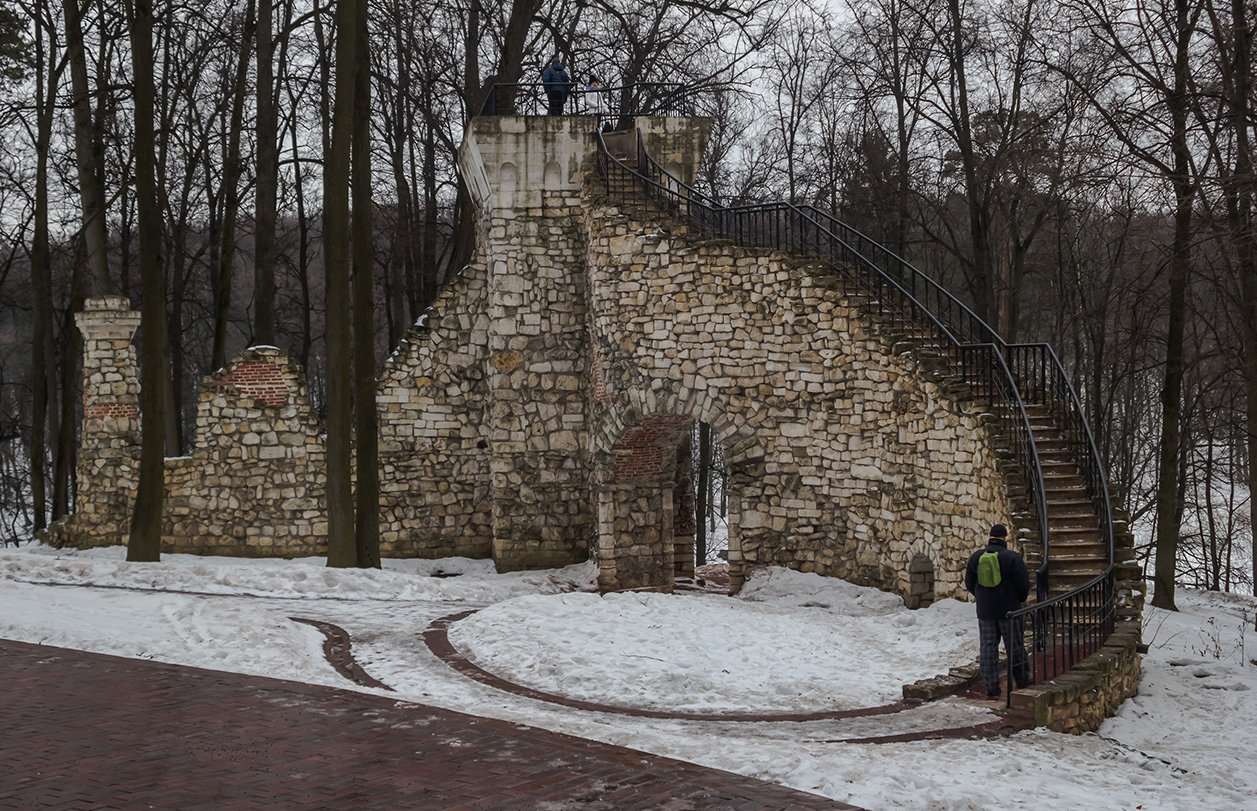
xmin=0 ymin=638 xmax=864 ymax=810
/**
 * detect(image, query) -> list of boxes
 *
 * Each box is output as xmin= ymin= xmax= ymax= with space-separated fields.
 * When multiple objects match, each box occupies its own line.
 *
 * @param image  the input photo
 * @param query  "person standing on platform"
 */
xmin=542 ymin=57 xmax=571 ymax=116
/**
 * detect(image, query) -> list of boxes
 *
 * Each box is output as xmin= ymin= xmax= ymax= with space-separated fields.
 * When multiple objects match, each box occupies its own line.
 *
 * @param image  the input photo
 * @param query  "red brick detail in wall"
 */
xmin=612 ymin=414 xmax=688 ymax=483
xmin=84 ymin=404 xmax=139 ymax=419
xmin=592 ymin=360 xmax=610 ymax=403
xmin=213 ymin=361 xmax=290 ymax=408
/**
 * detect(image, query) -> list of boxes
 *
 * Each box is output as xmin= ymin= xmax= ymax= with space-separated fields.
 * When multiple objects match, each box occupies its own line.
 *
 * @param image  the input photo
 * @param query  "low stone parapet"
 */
xmin=1008 ymin=620 xmax=1142 ymax=733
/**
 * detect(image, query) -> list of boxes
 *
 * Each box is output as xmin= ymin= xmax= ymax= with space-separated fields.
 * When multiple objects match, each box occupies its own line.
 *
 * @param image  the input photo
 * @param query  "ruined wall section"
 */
xmin=163 ymin=347 xmax=326 ymax=555
xmin=48 ymin=297 xmax=142 ymax=548
xmin=376 ymin=264 xmax=493 ymax=558
xmin=584 ymin=199 xmax=1015 ymax=597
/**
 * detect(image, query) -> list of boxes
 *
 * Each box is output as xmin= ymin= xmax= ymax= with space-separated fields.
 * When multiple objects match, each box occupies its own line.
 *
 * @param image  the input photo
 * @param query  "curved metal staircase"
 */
xmin=597 ymin=127 xmax=1121 ymax=702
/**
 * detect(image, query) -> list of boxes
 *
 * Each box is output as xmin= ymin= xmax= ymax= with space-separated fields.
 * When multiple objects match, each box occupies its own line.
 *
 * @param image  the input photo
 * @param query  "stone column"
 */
xmin=69 ymin=297 xmax=142 ymax=546
xmin=463 ymin=116 xmax=598 ymax=572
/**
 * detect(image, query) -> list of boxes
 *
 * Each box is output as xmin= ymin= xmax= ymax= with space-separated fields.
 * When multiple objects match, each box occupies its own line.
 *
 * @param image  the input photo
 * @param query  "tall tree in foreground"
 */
xmin=324 ymin=0 xmax=357 ymax=567
xmin=211 ymin=0 xmax=256 ymax=371
xmin=24 ymin=0 xmax=60 ymax=532
xmin=61 ymin=0 xmax=112 ymax=298
xmin=1147 ymin=0 xmax=1199 ymax=611
xmin=125 ymin=0 xmax=169 ymax=562
xmin=351 ymin=0 xmax=379 ymax=568
xmin=254 ymin=0 xmax=277 ymax=345
xmin=1062 ymin=0 xmax=1204 ymax=609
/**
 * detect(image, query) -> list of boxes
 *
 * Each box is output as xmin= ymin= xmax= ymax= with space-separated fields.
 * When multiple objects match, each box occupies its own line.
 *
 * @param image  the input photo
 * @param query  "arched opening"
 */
xmin=542 ymin=159 xmax=563 ymax=189
xmin=595 ymin=414 xmax=731 ymax=593
xmin=905 ymin=553 xmax=936 ymax=609
xmin=497 ymin=161 xmax=518 ymax=201
xmin=688 ymin=421 xmax=731 ymax=590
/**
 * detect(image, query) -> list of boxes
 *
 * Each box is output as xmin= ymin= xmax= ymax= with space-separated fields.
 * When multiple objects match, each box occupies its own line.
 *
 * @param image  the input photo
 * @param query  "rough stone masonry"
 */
xmin=52 ymin=114 xmax=1017 ymax=601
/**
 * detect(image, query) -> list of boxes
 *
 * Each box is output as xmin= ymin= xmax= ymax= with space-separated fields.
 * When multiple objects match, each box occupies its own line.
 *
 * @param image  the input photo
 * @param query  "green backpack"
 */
xmin=977 ymin=551 xmax=1003 ymax=588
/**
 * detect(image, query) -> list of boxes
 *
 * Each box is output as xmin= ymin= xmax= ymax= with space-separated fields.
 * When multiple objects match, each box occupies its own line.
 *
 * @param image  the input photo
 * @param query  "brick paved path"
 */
xmin=0 ymin=639 xmax=862 ymax=810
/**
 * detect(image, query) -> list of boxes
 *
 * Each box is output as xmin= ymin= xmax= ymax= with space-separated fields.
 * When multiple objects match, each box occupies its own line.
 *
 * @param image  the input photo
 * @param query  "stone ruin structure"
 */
xmin=52 ymin=115 xmax=1021 ymax=600
xmin=55 ymin=301 xmax=327 ymax=557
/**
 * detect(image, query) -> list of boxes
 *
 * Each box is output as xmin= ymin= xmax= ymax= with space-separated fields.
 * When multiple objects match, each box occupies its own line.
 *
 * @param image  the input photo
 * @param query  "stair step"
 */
xmin=1048 ymin=550 xmax=1108 ymax=564
xmin=1049 ymin=531 xmax=1104 ymax=543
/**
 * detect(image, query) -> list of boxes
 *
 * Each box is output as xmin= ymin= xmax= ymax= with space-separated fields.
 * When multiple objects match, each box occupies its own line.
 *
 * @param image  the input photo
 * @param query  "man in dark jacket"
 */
xmin=542 ymin=58 xmax=571 ymax=116
xmin=964 ymin=523 xmax=1031 ymax=696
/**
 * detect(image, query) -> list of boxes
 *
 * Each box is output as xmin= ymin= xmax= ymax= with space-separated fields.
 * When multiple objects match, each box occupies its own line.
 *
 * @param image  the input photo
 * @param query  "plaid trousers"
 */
xmin=978 ymin=616 xmax=1029 ymax=692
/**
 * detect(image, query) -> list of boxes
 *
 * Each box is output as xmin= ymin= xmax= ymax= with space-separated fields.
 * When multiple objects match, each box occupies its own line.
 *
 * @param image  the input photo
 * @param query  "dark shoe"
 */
xmin=986 ymin=688 xmax=1001 ymax=697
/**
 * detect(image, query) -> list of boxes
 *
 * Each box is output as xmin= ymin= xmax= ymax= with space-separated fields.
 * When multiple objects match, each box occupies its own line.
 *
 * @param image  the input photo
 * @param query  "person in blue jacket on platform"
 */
xmin=542 ymin=57 xmax=571 ymax=116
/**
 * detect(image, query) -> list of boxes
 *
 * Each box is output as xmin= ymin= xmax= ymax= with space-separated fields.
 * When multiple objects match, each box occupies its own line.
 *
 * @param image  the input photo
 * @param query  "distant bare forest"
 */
xmin=0 ymin=0 xmax=1251 ymax=595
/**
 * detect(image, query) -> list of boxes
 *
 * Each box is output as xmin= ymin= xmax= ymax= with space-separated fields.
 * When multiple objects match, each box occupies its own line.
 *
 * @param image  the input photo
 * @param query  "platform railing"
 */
xmin=478 ymin=82 xmax=689 ymax=120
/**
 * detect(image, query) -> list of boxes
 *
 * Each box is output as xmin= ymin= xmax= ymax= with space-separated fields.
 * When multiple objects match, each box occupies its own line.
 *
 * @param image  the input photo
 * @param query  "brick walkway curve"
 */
xmin=422 ymin=610 xmax=916 ymax=722
xmin=0 ymin=637 xmax=862 ymax=810
xmin=421 ymin=610 xmax=1033 ymax=743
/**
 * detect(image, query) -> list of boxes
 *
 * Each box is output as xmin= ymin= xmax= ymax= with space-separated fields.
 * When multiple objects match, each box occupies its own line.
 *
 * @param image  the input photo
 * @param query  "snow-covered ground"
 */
xmin=449 ymin=569 xmax=973 ymax=712
xmin=1 ymin=543 xmax=1253 ymax=811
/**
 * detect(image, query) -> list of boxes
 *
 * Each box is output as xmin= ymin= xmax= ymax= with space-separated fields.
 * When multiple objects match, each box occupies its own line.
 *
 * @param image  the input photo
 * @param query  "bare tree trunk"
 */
xmin=53 ymin=281 xmax=83 ymax=519
xmin=945 ymin=0 xmax=995 ymax=325
xmin=212 ymin=0 xmax=257 ymax=371
xmin=448 ymin=0 xmax=541 ymax=277
xmin=696 ymin=422 xmax=710 ymax=567
xmin=1225 ymin=0 xmax=1257 ymax=596
xmin=1151 ymin=0 xmax=1196 ymax=611
xmin=63 ymin=0 xmax=112 ymax=298
xmin=125 ymin=0 xmax=169 ymax=562
xmin=324 ymin=0 xmax=357 ymax=568
xmin=421 ymin=102 xmax=439 ymax=302
xmin=29 ymin=6 xmax=64 ymax=532
xmin=351 ymin=0 xmax=379 ymax=568
xmin=289 ymin=99 xmax=313 ymax=370
xmin=387 ymin=21 xmax=412 ymax=343
xmin=254 ymin=0 xmax=278 ymax=345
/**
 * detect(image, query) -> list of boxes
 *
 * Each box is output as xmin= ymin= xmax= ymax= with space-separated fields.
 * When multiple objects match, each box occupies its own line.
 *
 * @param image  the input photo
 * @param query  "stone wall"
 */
xmin=49 ymin=315 xmax=329 ymax=556
xmin=58 ymin=117 xmax=1023 ymax=605
xmin=583 ymin=196 xmax=1015 ymax=595
xmin=376 ymin=264 xmax=493 ymax=559
xmin=1010 ymin=620 xmax=1142 ymax=733
xmin=458 ymin=115 xmax=597 ymax=571
xmin=163 ymin=347 xmax=327 ymax=556
xmin=48 ymin=297 xmax=142 ymax=548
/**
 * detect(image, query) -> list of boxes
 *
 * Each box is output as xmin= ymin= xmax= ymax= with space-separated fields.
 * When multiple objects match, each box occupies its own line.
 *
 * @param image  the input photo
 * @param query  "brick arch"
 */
xmin=588 ymin=383 xmax=764 ymax=473
xmin=590 ymin=385 xmax=763 ymax=594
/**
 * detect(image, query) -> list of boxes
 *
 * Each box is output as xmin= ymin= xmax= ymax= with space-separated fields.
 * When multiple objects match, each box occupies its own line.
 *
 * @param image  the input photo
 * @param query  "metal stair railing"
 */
xmin=597 ymin=128 xmax=1119 ymax=706
xmin=479 ymin=82 xmax=689 ymax=119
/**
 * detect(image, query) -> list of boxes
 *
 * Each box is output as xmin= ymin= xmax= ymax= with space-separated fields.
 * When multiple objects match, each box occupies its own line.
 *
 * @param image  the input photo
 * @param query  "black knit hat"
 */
xmin=990 ymin=524 xmax=1008 ymax=538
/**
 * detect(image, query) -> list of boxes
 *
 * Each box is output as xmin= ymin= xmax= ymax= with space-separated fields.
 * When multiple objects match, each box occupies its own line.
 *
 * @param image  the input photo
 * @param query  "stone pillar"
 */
xmin=67 ymin=297 xmax=142 ymax=547
xmin=672 ymin=434 xmax=695 ymax=579
xmin=462 ymin=116 xmax=598 ymax=572
xmin=597 ymin=483 xmax=675 ymax=592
